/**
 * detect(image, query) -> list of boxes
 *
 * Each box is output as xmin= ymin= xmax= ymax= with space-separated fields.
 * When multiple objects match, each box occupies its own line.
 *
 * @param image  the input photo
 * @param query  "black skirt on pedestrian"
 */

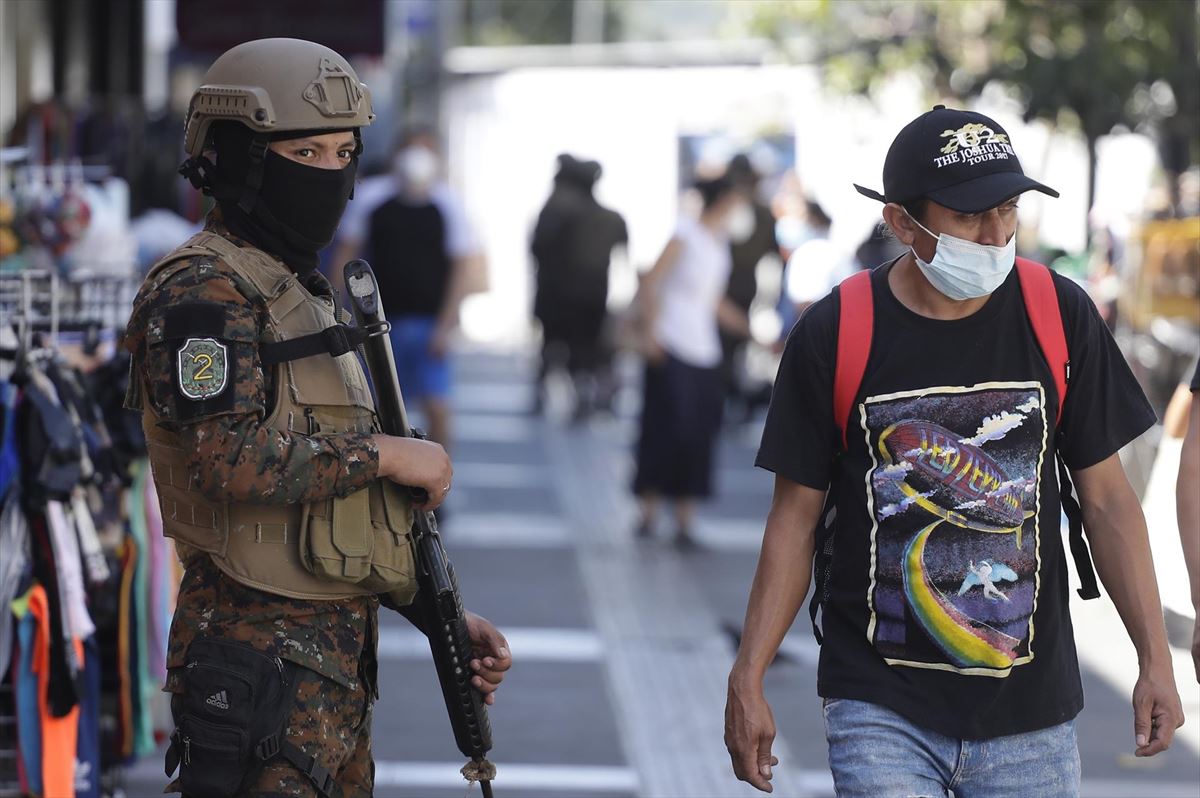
xmin=632 ymin=353 xmax=724 ymax=499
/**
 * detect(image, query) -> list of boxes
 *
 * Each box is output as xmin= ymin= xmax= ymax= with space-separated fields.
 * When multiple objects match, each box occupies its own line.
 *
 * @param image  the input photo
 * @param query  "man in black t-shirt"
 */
xmin=363 ymin=133 xmax=478 ymax=450
xmin=724 ymin=107 xmax=1184 ymax=797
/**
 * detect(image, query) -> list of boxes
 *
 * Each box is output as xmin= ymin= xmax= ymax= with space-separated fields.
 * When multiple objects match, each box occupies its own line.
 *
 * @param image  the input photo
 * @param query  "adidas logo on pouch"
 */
xmin=206 ymin=690 xmax=230 ymax=711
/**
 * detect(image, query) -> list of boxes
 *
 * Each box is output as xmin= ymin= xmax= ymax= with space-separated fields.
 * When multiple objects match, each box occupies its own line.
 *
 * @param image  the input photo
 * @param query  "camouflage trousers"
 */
xmin=165 ymin=556 xmax=379 ymax=797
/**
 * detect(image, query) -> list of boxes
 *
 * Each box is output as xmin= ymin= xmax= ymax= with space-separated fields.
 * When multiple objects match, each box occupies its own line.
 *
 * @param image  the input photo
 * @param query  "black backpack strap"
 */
xmin=259 ymin=322 xmax=387 ymax=366
xmin=1057 ymin=453 xmax=1100 ymax=600
xmin=807 ymin=486 xmax=839 ymax=644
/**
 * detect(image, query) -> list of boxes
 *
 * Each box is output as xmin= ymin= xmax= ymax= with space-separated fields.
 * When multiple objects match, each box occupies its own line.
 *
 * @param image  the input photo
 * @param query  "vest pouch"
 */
xmin=299 ymin=486 xmax=374 ymax=583
xmin=364 ymin=479 xmax=417 ymax=601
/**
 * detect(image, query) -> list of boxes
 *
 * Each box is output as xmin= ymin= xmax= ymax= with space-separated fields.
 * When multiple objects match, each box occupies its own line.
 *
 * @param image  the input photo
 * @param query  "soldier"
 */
xmin=124 ymin=38 xmax=511 ymax=797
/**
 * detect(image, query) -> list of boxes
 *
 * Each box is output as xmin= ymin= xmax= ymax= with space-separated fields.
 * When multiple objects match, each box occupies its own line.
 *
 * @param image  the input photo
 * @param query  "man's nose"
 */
xmin=317 ymin=153 xmax=345 ymax=170
xmin=977 ymin=210 xmax=1009 ymax=246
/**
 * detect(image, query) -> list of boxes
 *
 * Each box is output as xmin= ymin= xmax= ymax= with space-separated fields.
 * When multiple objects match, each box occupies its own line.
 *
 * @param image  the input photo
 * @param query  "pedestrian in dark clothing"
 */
xmin=531 ymin=154 xmax=628 ymax=420
xmin=721 ymin=154 xmax=780 ymax=421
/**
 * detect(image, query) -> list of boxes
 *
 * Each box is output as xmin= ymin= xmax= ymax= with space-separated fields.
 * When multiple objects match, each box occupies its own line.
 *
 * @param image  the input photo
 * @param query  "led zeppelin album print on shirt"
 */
xmin=863 ymin=382 xmax=1049 ymax=677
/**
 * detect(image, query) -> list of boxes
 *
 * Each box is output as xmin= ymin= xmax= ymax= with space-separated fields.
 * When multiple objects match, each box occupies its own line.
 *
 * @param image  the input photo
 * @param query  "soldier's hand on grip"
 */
xmin=464 ymin=612 xmax=511 ymax=706
xmin=373 ymin=434 xmax=453 ymax=510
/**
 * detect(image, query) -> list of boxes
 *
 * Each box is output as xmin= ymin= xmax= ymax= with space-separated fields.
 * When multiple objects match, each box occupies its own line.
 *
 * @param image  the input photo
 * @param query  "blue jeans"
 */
xmin=387 ymin=315 xmax=451 ymax=401
xmin=822 ymin=698 xmax=1080 ymax=798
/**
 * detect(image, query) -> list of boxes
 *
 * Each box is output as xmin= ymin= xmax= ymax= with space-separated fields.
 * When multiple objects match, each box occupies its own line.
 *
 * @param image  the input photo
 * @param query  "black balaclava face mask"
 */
xmin=207 ymin=122 xmax=358 ymax=275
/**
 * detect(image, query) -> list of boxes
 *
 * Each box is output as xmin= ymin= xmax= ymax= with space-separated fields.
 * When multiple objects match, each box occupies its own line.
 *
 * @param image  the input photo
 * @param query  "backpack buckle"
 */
xmin=256 ymin=733 xmax=281 ymax=761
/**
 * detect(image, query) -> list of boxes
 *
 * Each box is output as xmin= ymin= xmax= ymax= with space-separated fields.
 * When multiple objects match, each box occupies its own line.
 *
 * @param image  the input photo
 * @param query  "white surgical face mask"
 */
xmin=726 ymin=202 xmax=756 ymax=243
xmin=909 ymin=215 xmax=1016 ymax=300
xmin=394 ymin=147 xmax=439 ymax=192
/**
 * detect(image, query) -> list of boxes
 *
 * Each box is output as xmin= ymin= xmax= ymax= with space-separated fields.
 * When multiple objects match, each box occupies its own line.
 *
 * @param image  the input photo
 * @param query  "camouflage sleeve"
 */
xmin=128 ymin=256 xmax=379 ymax=504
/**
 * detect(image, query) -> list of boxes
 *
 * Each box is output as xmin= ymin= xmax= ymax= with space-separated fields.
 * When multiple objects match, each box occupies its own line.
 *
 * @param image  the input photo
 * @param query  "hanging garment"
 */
xmin=126 ymin=462 xmax=155 ymax=757
xmin=0 ymin=382 xmax=19 ymax=499
xmin=15 ymin=362 xmax=83 ymax=505
xmin=75 ymin=635 xmax=101 ymax=798
xmin=143 ymin=470 xmax=167 ymax=682
xmin=30 ymin=580 xmax=83 ymax=797
xmin=13 ymin=596 xmax=41 ymax=797
xmin=46 ymin=500 xmax=97 ymax=643
xmin=28 ymin=514 xmax=83 ymax=716
xmin=0 ymin=494 xmax=30 ymax=674
xmin=71 ymin=489 xmax=110 ymax=586
xmin=116 ymin=535 xmax=137 ymax=759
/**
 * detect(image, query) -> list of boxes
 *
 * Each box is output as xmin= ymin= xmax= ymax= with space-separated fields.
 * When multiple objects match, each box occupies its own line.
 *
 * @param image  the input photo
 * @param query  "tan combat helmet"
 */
xmin=183 ymin=38 xmax=374 ymax=157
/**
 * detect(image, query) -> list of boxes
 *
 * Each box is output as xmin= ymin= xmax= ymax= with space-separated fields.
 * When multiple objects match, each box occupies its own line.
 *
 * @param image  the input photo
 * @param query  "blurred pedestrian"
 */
xmin=726 ymin=106 xmax=1182 ymax=796
xmin=129 ymin=38 xmax=510 ymax=796
xmin=779 ymin=199 xmax=840 ymax=338
xmin=530 ymin=154 xmax=628 ymax=421
xmin=721 ymin=154 xmax=780 ymax=422
xmin=1178 ymin=358 xmax=1200 ymax=681
xmin=633 ymin=176 xmax=751 ymax=548
xmin=353 ymin=130 xmax=481 ymax=450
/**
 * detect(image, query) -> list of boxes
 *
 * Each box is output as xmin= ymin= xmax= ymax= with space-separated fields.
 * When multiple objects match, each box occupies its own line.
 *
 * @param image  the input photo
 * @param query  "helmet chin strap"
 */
xmin=238 ymin=135 xmax=270 ymax=213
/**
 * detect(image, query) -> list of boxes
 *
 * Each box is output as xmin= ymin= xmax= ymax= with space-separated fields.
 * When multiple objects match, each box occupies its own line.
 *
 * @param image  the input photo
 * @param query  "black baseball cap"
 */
xmin=854 ymin=106 xmax=1059 ymax=214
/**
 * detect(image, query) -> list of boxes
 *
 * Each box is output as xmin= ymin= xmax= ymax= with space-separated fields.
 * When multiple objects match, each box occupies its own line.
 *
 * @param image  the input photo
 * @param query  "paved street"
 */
xmin=127 ymin=347 xmax=1200 ymax=798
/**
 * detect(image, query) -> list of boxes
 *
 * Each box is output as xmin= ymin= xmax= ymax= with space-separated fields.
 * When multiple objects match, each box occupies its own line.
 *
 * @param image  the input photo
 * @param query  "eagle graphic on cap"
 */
xmin=940 ymin=123 xmax=1010 ymax=155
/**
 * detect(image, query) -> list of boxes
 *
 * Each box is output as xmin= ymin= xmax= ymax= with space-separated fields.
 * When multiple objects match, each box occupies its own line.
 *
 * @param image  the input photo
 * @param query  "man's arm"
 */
xmin=1072 ymin=453 xmax=1185 ymax=756
xmin=431 ymin=252 xmax=479 ymax=358
xmin=1176 ymin=391 xmax=1200 ymax=680
xmin=725 ymin=476 xmax=825 ymax=792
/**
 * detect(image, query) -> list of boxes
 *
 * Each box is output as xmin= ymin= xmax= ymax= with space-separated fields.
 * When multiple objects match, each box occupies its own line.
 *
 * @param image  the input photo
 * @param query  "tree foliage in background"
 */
xmin=979 ymin=0 xmax=1198 ymax=215
xmin=747 ymin=0 xmax=1200 ymax=218
xmin=460 ymin=0 xmax=623 ymax=47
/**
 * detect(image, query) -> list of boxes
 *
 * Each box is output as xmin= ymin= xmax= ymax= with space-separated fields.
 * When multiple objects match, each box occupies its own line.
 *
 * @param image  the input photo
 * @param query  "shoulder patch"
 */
xmin=177 ymin=338 xmax=229 ymax=400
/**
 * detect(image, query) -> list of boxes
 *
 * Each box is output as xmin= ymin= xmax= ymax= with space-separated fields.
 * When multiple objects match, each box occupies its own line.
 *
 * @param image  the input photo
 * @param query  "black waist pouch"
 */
xmin=166 ymin=637 xmax=293 ymax=798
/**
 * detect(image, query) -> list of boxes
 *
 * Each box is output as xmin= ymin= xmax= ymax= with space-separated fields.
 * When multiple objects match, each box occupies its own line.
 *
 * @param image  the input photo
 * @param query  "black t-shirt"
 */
xmin=756 ymin=260 xmax=1155 ymax=739
xmin=1190 ymin=358 xmax=1200 ymax=392
xmin=367 ymin=197 xmax=451 ymax=317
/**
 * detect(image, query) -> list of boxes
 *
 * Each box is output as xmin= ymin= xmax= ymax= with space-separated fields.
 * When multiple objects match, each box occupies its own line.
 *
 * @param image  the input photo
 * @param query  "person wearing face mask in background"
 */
xmin=780 ymin=198 xmax=842 ymax=343
xmin=125 ymin=39 xmax=510 ymax=797
xmin=725 ymin=106 xmax=1182 ymax=796
xmin=633 ymin=176 xmax=753 ymax=549
xmin=330 ymin=129 xmax=483 ymax=456
xmin=721 ymin=154 xmax=782 ymax=425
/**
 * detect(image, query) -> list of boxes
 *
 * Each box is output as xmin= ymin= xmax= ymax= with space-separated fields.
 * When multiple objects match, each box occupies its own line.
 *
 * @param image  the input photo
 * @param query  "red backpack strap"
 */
xmin=1014 ymin=258 xmax=1069 ymax=426
xmin=834 ymin=270 xmax=874 ymax=449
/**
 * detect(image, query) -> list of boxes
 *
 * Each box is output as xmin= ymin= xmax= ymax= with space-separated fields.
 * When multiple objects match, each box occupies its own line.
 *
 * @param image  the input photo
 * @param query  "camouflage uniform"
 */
xmin=125 ymin=211 xmax=380 ymax=797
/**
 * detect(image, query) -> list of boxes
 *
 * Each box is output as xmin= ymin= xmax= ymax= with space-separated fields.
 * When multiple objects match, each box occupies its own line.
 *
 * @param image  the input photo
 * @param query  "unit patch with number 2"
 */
xmin=177 ymin=337 xmax=229 ymax=400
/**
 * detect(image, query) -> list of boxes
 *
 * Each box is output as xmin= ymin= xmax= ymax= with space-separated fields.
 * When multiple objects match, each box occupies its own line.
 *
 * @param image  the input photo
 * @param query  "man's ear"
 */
xmin=882 ymin=203 xmax=918 ymax=246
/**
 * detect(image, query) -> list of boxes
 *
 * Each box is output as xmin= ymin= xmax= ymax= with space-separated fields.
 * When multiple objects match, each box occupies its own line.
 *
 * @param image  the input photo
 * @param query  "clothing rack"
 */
xmin=0 ymin=271 xmax=139 ymax=352
xmin=0 ymin=263 xmax=171 ymax=797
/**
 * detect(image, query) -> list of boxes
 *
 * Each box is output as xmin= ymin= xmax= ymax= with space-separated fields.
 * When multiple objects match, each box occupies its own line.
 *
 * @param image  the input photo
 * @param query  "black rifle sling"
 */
xmin=258 ymin=323 xmax=372 ymax=366
xmin=807 ymin=484 xmax=839 ymax=645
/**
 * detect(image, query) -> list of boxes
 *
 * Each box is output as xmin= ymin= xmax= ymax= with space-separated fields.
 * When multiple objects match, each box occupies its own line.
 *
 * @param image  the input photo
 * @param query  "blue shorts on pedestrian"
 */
xmin=387 ymin=315 xmax=451 ymax=401
xmin=822 ymin=698 xmax=1080 ymax=797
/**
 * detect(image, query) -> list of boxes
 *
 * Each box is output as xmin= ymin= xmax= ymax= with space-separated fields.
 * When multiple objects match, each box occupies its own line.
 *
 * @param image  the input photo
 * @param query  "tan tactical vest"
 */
xmin=140 ymin=231 xmax=416 ymax=601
